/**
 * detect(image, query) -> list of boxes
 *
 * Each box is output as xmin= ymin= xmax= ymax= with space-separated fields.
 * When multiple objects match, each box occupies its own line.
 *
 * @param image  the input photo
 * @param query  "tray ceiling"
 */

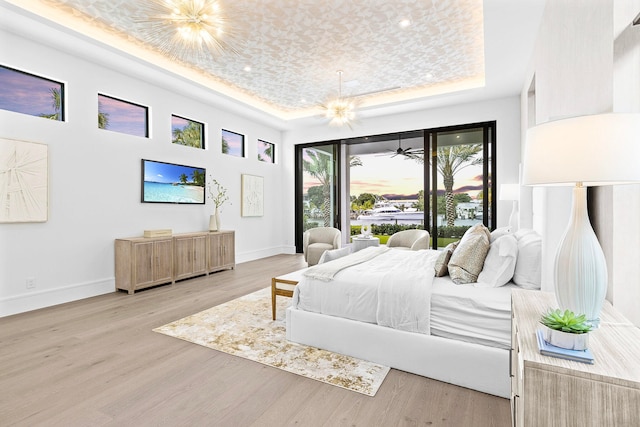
xmin=3 ymin=0 xmax=546 ymax=124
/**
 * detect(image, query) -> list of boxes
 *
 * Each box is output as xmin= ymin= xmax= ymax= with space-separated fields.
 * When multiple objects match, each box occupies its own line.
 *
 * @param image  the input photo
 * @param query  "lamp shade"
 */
xmin=523 ymin=113 xmax=640 ymax=187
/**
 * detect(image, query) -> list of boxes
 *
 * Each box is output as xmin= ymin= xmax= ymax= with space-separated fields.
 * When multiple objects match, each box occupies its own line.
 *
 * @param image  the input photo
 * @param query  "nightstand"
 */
xmin=510 ymin=289 xmax=640 ymax=426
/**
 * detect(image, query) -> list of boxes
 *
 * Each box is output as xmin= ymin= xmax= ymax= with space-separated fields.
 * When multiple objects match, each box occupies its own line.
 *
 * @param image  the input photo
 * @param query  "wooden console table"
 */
xmin=115 ymin=230 xmax=235 ymax=294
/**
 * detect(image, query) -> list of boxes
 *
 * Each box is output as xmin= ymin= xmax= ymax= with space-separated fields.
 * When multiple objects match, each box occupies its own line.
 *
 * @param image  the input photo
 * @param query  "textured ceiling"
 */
xmin=3 ymin=0 xmax=545 ymax=125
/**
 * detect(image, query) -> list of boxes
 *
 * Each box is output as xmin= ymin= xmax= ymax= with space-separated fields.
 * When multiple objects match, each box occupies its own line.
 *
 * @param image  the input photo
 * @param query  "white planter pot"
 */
xmin=543 ymin=326 xmax=589 ymax=350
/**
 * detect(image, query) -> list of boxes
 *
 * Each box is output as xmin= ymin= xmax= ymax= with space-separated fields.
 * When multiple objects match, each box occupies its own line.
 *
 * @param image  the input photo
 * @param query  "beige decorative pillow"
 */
xmin=448 ymin=225 xmax=490 ymax=284
xmin=434 ymin=241 xmax=459 ymax=277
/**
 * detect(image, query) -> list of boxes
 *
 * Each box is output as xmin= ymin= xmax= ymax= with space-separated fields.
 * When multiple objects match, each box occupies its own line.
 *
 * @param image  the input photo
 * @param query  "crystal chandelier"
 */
xmin=323 ymin=71 xmax=356 ymax=128
xmin=140 ymin=0 xmax=233 ymax=60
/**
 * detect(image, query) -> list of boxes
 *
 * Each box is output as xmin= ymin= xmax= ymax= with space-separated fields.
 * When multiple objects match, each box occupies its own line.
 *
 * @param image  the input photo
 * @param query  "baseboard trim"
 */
xmin=0 ymin=278 xmax=114 ymax=318
xmin=1 ymin=247 xmax=301 ymax=317
xmin=236 ymin=245 xmax=297 ymax=263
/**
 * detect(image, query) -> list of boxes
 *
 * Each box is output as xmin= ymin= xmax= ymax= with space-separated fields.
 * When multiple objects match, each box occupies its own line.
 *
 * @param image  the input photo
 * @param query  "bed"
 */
xmin=286 ymin=227 xmax=542 ymax=398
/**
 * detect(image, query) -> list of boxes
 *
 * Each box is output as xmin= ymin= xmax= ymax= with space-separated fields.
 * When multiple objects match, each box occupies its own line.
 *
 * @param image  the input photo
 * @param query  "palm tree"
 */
xmin=173 ymin=122 xmax=202 ymax=148
xmin=436 ymin=144 xmax=483 ymax=226
xmin=97 ymin=99 xmax=109 ymax=129
xmin=40 ymin=88 xmax=62 ymax=120
xmin=303 ymin=149 xmax=333 ymax=227
xmin=191 ymin=169 xmax=205 ymax=186
xmin=258 ymin=143 xmax=274 ymax=162
xmin=179 ymin=173 xmax=188 ymax=184
xmin=222 ymin=136 xmax=230 ymax=154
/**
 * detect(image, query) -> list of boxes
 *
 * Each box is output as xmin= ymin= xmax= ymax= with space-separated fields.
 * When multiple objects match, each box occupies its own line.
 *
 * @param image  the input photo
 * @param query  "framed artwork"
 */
xmin=98 ymin=94 xmax=149 ymax=138
xmin=241 ymin=174 xmax=264 ymax=217
xmin=0 ymin=64 xmax=65 ymax=121
xmin=0 ymin=138 xmax=48 ymax=223
xmin=257 ymin=139 xmax=275 ymax=163
xmin=171 ymin=114 xmax=204 ymax=149
xmin=222 ymin=129 xmax=245 ymax=157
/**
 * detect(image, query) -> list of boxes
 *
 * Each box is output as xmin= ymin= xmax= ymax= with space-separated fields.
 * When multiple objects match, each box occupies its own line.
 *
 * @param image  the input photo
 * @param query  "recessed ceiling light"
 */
xmin=243 ymin=65 xmax=251 ymax=72
xmin=399 ymin=19 xmax=411 ymax=28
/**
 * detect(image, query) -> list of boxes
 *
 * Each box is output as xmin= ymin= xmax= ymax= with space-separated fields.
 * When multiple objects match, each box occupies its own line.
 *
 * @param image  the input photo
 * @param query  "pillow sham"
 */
xmin=318 ymin=246 xmax=352 ymax=264
xmin=490 ymin=226 xmax=512 ymax=243
xmin=513 ymin=232 xmax=542 ymax=289
xmin=476 ymin=234 xmax=518 ymax=288
xmin=434 ymin=241 xmax=459 ymax=277
xmin=448 ymin=224 xmax=490 ymax=284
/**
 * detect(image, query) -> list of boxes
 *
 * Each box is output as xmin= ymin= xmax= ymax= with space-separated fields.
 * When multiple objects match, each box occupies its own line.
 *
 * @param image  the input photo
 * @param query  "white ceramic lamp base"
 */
xmin=554 ymin=185 xmax=607 ymax=327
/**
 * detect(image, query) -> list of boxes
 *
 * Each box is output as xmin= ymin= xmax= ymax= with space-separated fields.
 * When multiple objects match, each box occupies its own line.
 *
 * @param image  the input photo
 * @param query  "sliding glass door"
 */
xmin=294 ymin=122 xmax=495 ymax=252
xmin=429 ymin=123 xmax=495 ymax=248
xmin=295 ymin=143 xmax=340 ymax=251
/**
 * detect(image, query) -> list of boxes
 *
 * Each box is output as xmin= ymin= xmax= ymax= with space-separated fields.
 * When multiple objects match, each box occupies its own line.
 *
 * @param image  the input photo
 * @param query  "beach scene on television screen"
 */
xmin=143 ymin=161 xmax=205 ymax=203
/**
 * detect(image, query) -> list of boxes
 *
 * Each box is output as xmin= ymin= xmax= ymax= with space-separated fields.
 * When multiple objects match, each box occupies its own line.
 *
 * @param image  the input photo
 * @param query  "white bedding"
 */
xmin=430 ymin=277 xmax=515 ymax=349
xmin=292 ymin=248 xmax=514 ymax=349
xmin=292 ymin=247 xmax=440 ymax=334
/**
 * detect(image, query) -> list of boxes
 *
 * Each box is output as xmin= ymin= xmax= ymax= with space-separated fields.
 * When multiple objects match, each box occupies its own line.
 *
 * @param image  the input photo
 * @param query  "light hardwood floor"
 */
xmin=0 ymin=254 xmax=510 ymax=426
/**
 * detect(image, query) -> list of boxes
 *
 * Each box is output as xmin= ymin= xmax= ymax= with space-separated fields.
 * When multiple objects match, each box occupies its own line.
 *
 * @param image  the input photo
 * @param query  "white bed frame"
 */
xmin=286 ymin=306 xmax=511 ymax=398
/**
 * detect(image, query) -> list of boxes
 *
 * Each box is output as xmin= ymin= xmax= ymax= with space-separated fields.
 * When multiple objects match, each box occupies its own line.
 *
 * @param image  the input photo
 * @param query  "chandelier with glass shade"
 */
xmin=140 ymin=0 xmax=232 ymax=60
xmin=322 ymin=70 xmax=357 ymax=128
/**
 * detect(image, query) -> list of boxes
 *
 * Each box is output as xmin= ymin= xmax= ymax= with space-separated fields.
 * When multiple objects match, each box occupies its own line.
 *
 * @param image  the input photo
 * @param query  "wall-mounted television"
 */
xmin=141 ymin=159 xmax=205 ymax=204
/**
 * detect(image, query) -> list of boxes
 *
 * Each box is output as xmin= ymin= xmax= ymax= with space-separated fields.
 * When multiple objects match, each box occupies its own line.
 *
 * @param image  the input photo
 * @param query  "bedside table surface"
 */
xmin=512 ymin=289 xmax=640 ymax=387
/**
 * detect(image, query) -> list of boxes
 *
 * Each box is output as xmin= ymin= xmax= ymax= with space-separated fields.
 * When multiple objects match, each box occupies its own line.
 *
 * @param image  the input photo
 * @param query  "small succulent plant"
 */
xmin=540 ymin=309 xmax=592 ymax=334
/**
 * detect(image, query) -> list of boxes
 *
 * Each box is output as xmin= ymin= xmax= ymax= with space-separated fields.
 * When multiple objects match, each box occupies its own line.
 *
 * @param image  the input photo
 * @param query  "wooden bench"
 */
xmin=271 ymin=269 xmax=307 ymax=320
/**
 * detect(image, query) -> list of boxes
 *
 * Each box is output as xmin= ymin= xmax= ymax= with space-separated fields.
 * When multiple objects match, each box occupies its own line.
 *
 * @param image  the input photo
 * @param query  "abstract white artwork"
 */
xmin=0 ymin=138 xmax=48 ymax=223
xmin=241 ymin=174 xmax=263 ymax=217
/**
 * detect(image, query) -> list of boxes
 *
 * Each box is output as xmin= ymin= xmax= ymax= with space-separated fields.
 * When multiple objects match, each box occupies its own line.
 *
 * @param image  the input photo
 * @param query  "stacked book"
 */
xmin=536 ymin=329 xmax=595 ymax=364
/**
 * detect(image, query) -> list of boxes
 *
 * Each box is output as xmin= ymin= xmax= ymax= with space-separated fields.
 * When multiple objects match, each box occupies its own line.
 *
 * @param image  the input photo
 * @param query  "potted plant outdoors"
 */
xmin=540 ymin=309 xmax=593 ymax=350
xmin=207 ymin=177 xmax=230 ymax=232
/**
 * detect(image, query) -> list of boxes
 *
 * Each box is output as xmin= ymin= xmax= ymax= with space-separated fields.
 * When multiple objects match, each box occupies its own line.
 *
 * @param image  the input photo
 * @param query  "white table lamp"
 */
xmin=499 ymin=183 xmax=520 ymax=232
xmin=523 ymin=113 xmax=640 ymax=326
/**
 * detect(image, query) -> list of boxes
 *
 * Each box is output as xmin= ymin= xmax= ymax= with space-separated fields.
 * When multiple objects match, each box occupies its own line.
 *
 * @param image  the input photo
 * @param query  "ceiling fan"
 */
xmin=384 ymin=135 xmax=424 ymax=158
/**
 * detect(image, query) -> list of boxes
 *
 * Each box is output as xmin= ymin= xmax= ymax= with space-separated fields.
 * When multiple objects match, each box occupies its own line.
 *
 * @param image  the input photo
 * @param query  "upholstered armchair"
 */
xmin=303 ymin=227 xmax=342 ymax=266
xmin=386 ymin=229 xmax=430 ymax=250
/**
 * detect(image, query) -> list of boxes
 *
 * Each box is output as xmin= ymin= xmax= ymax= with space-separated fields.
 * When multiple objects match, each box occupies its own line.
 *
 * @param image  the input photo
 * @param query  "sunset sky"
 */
xmin=0 ymin=66 xmax=62 ymax=117
xmin=98 ymin=95 xmax=147 ymax=137
xmin=257 ymin=139 xmax=274 ymax=163
xmin=222 ymin=129 xmax=244 ymax=157
xmin=304 ymin=152 xmax=484 ymax=199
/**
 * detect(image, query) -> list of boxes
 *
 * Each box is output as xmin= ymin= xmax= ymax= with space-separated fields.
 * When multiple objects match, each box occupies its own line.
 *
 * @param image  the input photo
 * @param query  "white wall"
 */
xmin=598 ymin=0 xmax=640 ymax=325
xmin=282 ymin=96 xmax=523 ymax=247
xmin=0 ymin=18 xmax=286 ymax=316
xmin=520 ymin=0 xmax=640 ymax=325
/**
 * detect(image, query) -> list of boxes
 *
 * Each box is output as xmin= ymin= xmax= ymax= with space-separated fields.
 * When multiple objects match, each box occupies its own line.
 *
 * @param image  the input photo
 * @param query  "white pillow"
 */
xmin=513 ymin=232 xmax=542 ymax=289
xmin=318 ymin=246 xmax=352 ymax=264
xmin=476 ymin=234 xmax=518 ymax=288
xmin=490 ymin=226 xmax=512 ymax=243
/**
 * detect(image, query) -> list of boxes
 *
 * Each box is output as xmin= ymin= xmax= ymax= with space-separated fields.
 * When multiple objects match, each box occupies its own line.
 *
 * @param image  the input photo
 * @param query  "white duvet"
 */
xmin=292 ymin=247 xmax=441 ymax=334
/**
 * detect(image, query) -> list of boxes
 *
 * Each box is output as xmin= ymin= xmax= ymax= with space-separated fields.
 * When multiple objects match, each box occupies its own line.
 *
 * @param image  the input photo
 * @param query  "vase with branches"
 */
xmin=207 ymin=176 xmax=230 ymax=231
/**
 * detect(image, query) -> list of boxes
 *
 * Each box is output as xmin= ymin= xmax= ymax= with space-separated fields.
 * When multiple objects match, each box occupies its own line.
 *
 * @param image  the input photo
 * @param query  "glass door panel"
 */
xmin=432 ymin=126 xmax=488 ymax=248
xmin=347 ymin=133 xmax=425 ymax=245
xmin=297 ymin=144 xmax=338 ymax=247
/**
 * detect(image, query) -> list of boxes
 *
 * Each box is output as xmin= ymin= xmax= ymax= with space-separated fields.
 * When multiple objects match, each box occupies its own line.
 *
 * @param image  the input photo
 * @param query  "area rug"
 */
xmin=153 ymin=287 xmax=389 ymax=396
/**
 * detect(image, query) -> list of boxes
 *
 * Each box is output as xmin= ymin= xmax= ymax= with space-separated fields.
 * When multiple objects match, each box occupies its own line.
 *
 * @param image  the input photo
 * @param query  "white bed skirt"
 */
xmin=286 ymin=306 xmax=510 ymax=399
